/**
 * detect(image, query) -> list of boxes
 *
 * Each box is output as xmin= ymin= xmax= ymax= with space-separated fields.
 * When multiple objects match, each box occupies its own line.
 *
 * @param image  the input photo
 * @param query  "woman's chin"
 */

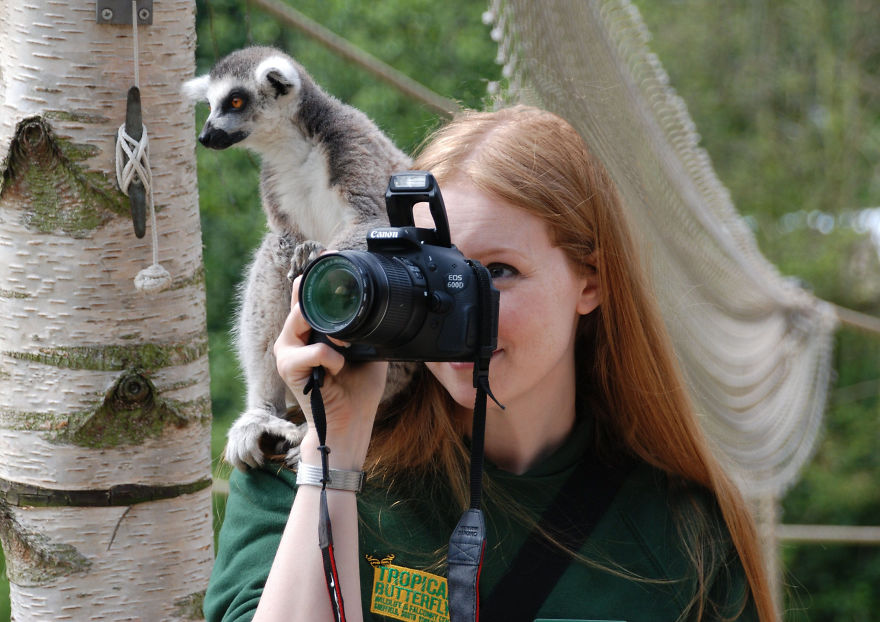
xmin=428 ymin=351 xmax=504 ymax=411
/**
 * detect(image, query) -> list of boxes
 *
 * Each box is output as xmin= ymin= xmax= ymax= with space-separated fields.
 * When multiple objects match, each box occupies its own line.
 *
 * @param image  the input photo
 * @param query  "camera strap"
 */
xmin=447 ymin=261 xmax=503 ymax=622
xmin=303 ymin=366 xmax=347 ymax=622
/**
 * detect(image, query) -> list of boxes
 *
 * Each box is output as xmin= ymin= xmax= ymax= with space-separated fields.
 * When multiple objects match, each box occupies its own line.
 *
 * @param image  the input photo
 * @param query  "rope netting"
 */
xmin=486 ymin=0 xmax=838 ymax=497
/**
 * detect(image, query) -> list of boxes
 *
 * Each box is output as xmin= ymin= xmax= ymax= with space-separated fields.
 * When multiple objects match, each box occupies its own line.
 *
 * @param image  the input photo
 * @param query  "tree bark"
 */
xmin=0 ymin=1 xmax=212 ymax=619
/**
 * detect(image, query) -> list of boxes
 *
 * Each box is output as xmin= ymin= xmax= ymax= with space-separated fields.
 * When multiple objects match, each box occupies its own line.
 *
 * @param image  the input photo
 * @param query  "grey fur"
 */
xmin=186 ymin=47 xmax=413 ymax=470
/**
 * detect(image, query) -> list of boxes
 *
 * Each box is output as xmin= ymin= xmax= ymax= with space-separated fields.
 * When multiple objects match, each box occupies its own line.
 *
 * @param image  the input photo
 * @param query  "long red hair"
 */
xmin=366 ymin=106 xmax=775 ymax=621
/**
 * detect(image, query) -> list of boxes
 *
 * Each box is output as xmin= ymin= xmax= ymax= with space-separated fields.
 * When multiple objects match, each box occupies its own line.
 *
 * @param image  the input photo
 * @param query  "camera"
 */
xmin=298 ymin=171 xmax=499 ymax=362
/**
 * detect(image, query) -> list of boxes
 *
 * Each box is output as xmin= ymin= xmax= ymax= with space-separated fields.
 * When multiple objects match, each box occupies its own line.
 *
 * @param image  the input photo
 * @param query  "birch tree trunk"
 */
xmin=0 ymin=1 xmax=213 ymax=619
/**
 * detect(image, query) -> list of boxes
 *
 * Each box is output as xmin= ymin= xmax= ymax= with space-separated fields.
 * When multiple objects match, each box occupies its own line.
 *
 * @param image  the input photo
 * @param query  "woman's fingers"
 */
xmin=276 ymin=275 xmax=346 ymax=383
xmin=276 ymin=302 xmax=311 ymax=350
xmin=276 ymin=341 xmax=345 ymax=383
xmin=290 ymin=274 xmax=302 ymax=310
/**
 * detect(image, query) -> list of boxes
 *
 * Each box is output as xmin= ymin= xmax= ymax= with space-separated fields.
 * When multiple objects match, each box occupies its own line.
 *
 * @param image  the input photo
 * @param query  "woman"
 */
xmin=205 ymin=106 xmax=775 ymax=621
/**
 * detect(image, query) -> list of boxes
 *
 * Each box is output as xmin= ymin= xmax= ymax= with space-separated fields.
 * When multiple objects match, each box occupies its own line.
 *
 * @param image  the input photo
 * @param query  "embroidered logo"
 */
xmin=366 ymin=553 xmax=396 ymax=568
xmin=368 ymin=561 xmax=449 ymax=622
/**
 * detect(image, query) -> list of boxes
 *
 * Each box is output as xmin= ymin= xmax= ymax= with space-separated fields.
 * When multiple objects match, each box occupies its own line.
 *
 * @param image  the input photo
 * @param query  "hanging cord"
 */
xmin=303 ymin=366 xmax=347 ymax=622
xmin=115 ymin=0 xmax=171 ymax=294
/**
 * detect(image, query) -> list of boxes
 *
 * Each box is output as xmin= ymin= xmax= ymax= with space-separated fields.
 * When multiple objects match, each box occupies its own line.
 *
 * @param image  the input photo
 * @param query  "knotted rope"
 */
xmin=115 ymin=123 xmax=170 ymax=293
xmin=115 ymin=0 xmax=171 ymax=294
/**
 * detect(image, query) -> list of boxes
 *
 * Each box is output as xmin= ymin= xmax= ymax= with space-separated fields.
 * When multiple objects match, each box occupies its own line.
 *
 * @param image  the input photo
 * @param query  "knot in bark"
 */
xmin=115 ymin=371 xmax=153 ymax=405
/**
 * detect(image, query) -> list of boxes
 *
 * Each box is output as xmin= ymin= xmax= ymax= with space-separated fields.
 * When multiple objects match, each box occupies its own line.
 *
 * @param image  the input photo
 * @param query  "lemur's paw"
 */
xmin=288 ymin=240 xmax=326 ymax=281
xmin=283 ymin=442 xmax=303 ymax=468
xmin=225 ymin=408 xmax=305 ymax=471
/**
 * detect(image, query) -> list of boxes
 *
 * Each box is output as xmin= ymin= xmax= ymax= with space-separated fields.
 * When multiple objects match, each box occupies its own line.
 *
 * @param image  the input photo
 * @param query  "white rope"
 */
xmin=115 ymin=0 xmax=171 ymax=295
xmin=115 ymin=122 xmax=150 ymax=192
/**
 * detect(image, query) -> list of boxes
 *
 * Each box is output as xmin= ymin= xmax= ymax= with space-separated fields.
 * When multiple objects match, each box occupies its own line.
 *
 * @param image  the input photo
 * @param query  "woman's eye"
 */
xmin=487 ymin=263 xmax=518 ymax=281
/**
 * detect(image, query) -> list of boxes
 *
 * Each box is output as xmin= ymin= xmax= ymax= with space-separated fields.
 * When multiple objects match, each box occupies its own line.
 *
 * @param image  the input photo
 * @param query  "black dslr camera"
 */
xmin=298 ymin=171 xmax=499 ymax=362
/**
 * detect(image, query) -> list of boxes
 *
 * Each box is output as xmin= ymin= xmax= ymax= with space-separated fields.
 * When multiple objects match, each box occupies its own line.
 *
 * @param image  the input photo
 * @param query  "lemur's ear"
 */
xmin=255 ymin=56 xmax=301 ymax=98
xmin=182 ymin=74 xmax=211 ymax=102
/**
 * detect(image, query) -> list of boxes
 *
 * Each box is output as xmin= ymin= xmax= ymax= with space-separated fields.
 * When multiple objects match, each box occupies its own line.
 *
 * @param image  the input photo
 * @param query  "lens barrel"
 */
xmin=300 ymin=251 xmax=426 ymax=345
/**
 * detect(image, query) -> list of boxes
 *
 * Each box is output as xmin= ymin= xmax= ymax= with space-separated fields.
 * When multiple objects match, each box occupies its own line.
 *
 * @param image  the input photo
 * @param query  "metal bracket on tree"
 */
xmin=96 ymin=0 xmax=153 ymax=25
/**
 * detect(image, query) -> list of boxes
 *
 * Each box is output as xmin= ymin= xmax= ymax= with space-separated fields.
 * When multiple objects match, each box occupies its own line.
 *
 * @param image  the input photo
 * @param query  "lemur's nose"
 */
xmin=197 ymin=123 xmax=244 ymax=150
xmin=198 ymin=129 xmax=212 ymax=147
xmin=198 ymin=126 xmax=225 ymax=150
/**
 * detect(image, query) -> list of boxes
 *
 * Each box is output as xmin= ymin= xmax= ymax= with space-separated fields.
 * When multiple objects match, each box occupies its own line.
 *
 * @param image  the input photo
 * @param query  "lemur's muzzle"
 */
xmin=198 ymin=123 xmax=247 ymax=150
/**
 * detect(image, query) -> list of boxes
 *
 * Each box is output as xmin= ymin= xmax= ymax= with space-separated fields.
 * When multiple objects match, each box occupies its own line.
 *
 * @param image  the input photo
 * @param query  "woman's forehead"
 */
xmin=414 ymin=182 xmax=549 ymax=252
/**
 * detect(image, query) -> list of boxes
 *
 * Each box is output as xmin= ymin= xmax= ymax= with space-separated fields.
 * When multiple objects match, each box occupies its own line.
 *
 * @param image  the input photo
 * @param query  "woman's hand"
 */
xmin=274 ymin=275 xmax=388 ymax=470
xmin=257 ymin=274 xmax=380 ymax=621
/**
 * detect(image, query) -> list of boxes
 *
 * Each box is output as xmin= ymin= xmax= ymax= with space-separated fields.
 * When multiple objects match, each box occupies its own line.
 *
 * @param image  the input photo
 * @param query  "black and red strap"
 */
xmin=446 ymin=260 xmax=503 ymax=622
xmin=304 ymin=366 xmax=347 ymax=622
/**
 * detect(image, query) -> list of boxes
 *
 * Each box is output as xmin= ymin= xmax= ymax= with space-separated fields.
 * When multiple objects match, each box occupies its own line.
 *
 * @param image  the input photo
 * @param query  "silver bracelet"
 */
xmin=296 ymin=461 xmax=365 ymax=493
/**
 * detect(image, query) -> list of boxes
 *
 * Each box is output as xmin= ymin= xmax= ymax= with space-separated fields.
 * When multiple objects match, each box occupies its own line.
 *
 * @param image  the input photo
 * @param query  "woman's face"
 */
xmin=417 ymin=180 xmax=600 ymax=424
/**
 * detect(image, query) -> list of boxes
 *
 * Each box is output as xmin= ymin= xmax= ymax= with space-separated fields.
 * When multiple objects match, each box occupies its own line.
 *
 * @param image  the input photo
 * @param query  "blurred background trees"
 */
xmin=636 ymin=3 xmax=880 ymax=619
xmin=2 ymin=1 xmax=877 ymax=620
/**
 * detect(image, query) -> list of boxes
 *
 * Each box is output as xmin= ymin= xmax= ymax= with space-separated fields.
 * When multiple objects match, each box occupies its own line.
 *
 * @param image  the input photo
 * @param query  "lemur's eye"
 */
xmin=230 ymin=96 xmax=245 ymax=109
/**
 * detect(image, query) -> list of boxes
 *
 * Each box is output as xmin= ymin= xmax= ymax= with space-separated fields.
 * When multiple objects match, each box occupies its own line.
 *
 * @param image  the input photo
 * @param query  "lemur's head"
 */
xmin=183 ymin=47 xmax=303 ymax=150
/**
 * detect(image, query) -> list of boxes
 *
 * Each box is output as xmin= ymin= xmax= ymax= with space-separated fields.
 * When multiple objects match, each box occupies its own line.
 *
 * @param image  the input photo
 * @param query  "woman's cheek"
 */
xmin=496 ymin=296 xmax=526 ymax=343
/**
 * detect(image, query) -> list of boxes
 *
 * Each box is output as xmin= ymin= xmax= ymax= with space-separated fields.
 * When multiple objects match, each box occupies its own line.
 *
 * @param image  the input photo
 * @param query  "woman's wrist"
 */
xmin=299 ymin=430 xmax=369 ymax=472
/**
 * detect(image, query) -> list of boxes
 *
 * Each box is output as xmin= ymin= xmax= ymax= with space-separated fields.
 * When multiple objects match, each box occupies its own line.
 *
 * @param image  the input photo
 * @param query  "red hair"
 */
xmin=367 ymin=106 xmax=774 ymax=621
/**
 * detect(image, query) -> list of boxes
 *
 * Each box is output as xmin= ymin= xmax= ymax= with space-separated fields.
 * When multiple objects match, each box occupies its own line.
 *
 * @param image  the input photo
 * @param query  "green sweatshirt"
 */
xmin=205 ymin=418 xmax=756 ymax=622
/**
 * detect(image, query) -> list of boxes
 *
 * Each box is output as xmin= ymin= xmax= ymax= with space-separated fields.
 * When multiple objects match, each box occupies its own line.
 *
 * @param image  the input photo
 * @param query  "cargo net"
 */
xmin=485 ymin=0 xmax=838 ymax=498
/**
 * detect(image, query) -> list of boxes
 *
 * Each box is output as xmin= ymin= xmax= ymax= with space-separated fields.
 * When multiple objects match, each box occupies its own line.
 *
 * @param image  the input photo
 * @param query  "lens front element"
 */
xmin=301 ymin=256 xmax=364 ymax=332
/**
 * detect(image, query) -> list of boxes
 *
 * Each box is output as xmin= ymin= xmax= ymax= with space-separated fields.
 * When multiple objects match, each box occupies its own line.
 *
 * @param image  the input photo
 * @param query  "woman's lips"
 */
xmin=447 ymin=361 xmax=473 ymax=370
xmin=447 ymin=350 xmax=501 ymax=370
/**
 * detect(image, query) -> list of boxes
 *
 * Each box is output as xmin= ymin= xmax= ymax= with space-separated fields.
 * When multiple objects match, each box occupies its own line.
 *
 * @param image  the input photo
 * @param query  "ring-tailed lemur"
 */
xmin=184 ymin=47 xmax=413 ymax=470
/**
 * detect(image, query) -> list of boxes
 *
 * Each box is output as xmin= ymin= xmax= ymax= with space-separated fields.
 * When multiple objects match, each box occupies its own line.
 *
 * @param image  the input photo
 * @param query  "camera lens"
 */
xmin=302 ymin=256 xmax=363 ymax=330
xmin=300 ymin=251 xmax=427 ymax=344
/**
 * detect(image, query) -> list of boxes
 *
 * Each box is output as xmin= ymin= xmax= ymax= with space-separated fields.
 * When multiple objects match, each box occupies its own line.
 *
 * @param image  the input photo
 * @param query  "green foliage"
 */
xmin=635 ymin=2 xmax=880 ymax=619
xmin=208 ymin=330 xmax=244 ymax=464
xmin=784 ymin=542 xmax=880 ymax=622
xmin=780 ymin=327 xmax=880 ymax=622
xmin=635 ymin=0 xmax=880 ymax=313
